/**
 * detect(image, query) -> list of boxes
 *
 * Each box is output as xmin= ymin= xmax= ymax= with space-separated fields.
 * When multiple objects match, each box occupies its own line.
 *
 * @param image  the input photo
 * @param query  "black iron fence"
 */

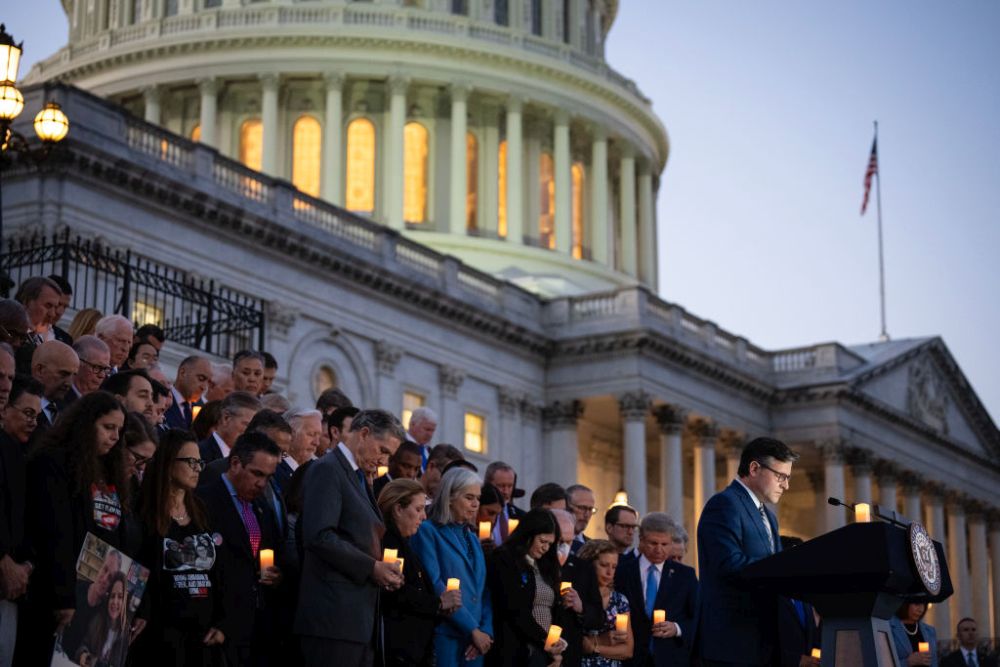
xmin=1 ymin=230 xmax=265 ymax=357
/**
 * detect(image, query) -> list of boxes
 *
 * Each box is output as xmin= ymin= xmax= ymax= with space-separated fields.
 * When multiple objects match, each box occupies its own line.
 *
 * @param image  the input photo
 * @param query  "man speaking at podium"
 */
xmin=697 ymin=437 xmax=799 ymax=667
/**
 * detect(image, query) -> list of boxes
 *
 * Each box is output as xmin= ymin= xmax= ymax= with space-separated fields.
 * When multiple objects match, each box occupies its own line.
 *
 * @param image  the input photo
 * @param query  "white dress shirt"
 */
xmin=212 ymin=431 xmax=231 ymax=459
xmin=638 ymin=554 xmax=682 ymax=636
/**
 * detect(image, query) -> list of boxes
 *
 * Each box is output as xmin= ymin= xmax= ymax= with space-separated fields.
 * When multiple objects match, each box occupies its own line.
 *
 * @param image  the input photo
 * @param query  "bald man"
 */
xmin=551 ymin=508 xmax=605 ymax=667
xmin=30 ymin=340 xmax=79 ymax=439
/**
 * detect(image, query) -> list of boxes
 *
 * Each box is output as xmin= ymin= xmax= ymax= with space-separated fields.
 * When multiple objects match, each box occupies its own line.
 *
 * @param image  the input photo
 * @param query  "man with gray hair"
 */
xmin=566 ymin=483 xmax=597 ymax=554
xmin=406 ymin=406 xmax=437 ymax=472
xmin=198 ymin=391 xmax=262 ymax=463
xmin=64 ymin=335 xmax=111 ymax=406
xmin=204 ymin=361 xmax=235 ymax=402
xmin=94 ymin=314 xmax=133 ymax=371
xmin=274 ymin=408 xmax=323 ymax=491
xmin=0 ymin=344 xmax=14 ymax=411
xmin=295 ymin=409 xmax=405 ymax=666
xmin=614 ymin=512 xmax=699 ymax=666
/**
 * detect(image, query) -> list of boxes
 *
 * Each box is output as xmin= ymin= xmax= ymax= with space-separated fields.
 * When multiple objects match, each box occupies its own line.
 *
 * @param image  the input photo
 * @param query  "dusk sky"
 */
xmin=7 ymin=1 xmax=1000 ymax=423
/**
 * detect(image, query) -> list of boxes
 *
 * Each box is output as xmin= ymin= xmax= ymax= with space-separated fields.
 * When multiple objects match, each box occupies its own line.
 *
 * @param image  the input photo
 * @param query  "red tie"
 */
xmin=239 ymin=499 xmax=261 ymax=557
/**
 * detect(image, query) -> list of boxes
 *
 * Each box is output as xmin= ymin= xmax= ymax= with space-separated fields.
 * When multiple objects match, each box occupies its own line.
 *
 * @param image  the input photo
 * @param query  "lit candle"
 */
xmin=811 ymin=648 xmax=821 ymax=659
xmin=652 ymin=609 xmax=665 ymax=624
xmin=560 ymin=581 xmax=573 ymax=593
xmin=615 ymin=613 xmax=628 ymax=633
xmin=508 ymin=518 xmax=519 ymax=533
xmin=377 ymin=465 xmax=389 ymax=478
xmin=544 ymin=625 xmax=563 ymax=650
xmin=396 ymin=558 xmax=405 ymax=573
xmin=191 ymin=404 xmax=202 ymax=421
xmin=259 ymin=549 xmax=274 ymax=570
xmin=918 ymin=642 xmax=929 ymax=654
xmin=855 ymin=503 xmax=872 ymax=523
xmin=479 ymin=521 xmax=491 ymax=540
xmin=383 ymin=548 xmax=398 ymax=564
xmin=446 ymin=578 xmax=461 ymax=591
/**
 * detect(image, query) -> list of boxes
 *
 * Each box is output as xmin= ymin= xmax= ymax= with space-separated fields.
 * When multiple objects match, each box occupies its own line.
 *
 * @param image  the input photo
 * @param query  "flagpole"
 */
xmin=874 ymin=120 xmax=889 ymax=341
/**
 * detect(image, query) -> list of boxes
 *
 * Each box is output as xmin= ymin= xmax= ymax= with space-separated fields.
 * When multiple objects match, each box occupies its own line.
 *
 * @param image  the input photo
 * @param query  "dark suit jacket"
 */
xmin=381 ymin=521 xmax=439 ymax=666
xmin=53 ymin=326 xmax=73 ymax=345
xmin=163 ymin=400 xmax=192 ymax=430
xmin=942 ymin=650 xmax=999 ymax=667
xmin=615 ymin=556 xmax=699 ymax=667
xmin=569 ymin=534 xmax=588 ymax=556
xmin=486 ymin=546 xmax=556 ymax=667
xmin=777 ymin=596 xmax=818 ymax=667
xmin=58 ymin=386 xmax=82 ymax=411
xmin=0 ymin=430 xmax=29 ymax=565
xmin=293 ymin=447 xmax=384 ymax=645
xmin=373 ymin=473 xmax=392 ymax=500
xmin=197 ymin=476 xmax=281 ymax=662
xmin=199 ymin=435 xmax=225 ymax=465
xmin=697 ymin=480 xmax=781 ymax=665
xmin=554 ymin=553 xmax=605 ymax=667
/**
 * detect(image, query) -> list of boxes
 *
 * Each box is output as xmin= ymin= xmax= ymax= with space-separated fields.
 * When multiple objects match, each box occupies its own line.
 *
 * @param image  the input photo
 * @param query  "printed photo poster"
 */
xmin=50 ymin=533 xmax=150 ymax=667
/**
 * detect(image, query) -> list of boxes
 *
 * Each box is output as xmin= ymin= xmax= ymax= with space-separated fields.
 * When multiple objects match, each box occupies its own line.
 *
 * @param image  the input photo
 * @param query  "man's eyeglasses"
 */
xmin=571 ymin=503 xmax=597 ymax=516
xmin=613 ymin=522 xmax=639 ymax=531
xmin=127 ymin=448 xmax=154 ymax=469
xmin=13 ymin=408 xmax=38 ymax=423
xmin=0 ymin=324 xmax=30 ymax=345
xmin=175 ymin=457 xmax=206 ymax=472
xmin=754 ymin=460 xmax=791 ymax=485
xmin=80 ymin=358 xmax=113 ymax=377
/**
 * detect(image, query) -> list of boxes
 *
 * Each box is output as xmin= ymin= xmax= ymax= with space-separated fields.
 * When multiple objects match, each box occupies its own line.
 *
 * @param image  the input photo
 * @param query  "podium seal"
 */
xmin=908 ymin=522 xmax=941 ymax=596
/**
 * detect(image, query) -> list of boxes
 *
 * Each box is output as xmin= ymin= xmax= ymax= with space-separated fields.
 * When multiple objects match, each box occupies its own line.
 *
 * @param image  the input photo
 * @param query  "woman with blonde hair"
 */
xmin=68 ymin=308 xmax=104 ymax=340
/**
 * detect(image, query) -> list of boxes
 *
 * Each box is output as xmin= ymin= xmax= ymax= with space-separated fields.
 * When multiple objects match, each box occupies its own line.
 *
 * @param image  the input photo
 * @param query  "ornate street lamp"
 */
xmin=0 ymin=24 xmax=71 ymax=295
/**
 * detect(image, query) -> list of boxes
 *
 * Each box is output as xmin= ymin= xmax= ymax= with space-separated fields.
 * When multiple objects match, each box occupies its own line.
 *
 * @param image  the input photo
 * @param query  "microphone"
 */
xmin=827 ymin=497 xmax=855 ymax=510
xmin=828 ymin=497 xmax=910 ymax=529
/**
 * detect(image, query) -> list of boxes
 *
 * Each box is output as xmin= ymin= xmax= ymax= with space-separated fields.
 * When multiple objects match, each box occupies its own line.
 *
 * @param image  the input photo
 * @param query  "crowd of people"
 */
xmin=0 ymin=276 xmax=995 ymax=667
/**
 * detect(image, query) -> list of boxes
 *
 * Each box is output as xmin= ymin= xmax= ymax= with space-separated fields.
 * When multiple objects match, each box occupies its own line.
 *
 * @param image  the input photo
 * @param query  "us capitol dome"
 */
xmin=26 ymin=0 xmax=667 ymax=297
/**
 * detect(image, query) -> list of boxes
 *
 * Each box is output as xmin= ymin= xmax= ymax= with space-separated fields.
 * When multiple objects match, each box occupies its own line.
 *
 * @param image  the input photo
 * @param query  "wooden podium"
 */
xmin=742 ymin=522 xmax=952 ymax=667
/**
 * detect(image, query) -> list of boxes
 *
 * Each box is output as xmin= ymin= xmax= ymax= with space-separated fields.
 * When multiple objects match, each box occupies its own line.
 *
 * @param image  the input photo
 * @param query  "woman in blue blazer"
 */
xmin=410 ymin=468 xmax=494 ymax=667
xmin=890 ymin=601 xmax=938 ymax=667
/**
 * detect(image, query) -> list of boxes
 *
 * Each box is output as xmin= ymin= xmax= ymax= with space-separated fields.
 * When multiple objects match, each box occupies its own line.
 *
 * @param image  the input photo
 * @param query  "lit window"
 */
xmin=466 ymin=132 xmax=478 ymax=230
xmin=133 ymin=301 xmax=163 ymax=327
xmin=191 ymin=124 xmax=201 ymax=142
xmin=539 ymin=152 xmax=555 ymax=248
xmin=313 ymin=365 xmax=337 ymax=400
xmin=403 ymin=122 xmax=429 ymax=223
xmin=239 ymin=118 xmax=263 ymax=172
xmin=402 ymin=391 xmax=426 ymax=430
xmin=464 ymin=412 xmax=486 ymax=453
xmin=292 ymin=115 xmax=322 ymax=197
xmin=497 ymin=140 xmax=507 ymax=238
xmin=346 ymin=118 xmax=376 ymax=214
xmin=572 ymin=162 xmax=585 ymax=259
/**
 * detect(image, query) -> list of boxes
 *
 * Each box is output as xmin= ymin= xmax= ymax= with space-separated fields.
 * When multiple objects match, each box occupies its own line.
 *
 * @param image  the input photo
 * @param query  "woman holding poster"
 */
xmin=133 ymin=429 xmax=227 ymax=667
xmin=22 ymin=391 xmax=131 ymax=665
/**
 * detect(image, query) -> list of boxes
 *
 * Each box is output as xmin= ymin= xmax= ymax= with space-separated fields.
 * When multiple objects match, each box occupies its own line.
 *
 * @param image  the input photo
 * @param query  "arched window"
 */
xmin=403 ymin=122 xmax=429 ymax=223
xmin=345 ymin=118 xmax=376 ymax=214
xmin=571 ymin=162 xmax=585 ymax=259
xmin=313 ymin=365 xmax=337 ymax=401
xmin=497 ymin=139 xmax=507 ymax=238
xmin=539 ymin=152 xmax=555 ymax=248
xmin=239 ymin=119 xmax=263 ymax=172
xmin=190 ymin=124 xmax=201 ymax=142
xmin=466 ymin=132 xmax=478 ymax=230
xmin=292 ymin=115 xmax=322 ymax=197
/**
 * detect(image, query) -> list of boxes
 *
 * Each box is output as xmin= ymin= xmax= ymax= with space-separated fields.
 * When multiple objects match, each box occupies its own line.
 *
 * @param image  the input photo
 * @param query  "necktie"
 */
xmin=792 ymin=599 xmax=806 ymax=628
xmin=421 ymin=446 xmax=429 ymax=472
xmin=645 ymin=563 xmax=659 ymax=618
xmin=182 ymin=401 xmax=191 ymax=424
xmin=47 ymin=402 xmax=58 ymax=424
xmin=967 ymin=651 xmax=977 ymax=667
xmin=239 ymin=499 xmax=261 ymax=557
xmin=759 ymin=505 xmax=775 ymax=553
xmin=356 ymin=468 xmax=368 ymax=494
xmin=499 ymin=506 xmax=510 ymax=541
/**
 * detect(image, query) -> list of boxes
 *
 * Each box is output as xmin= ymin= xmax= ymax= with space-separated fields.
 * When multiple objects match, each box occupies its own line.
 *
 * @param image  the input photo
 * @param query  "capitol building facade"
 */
xmin=7 ymin=0 xmax=1000 ymax=641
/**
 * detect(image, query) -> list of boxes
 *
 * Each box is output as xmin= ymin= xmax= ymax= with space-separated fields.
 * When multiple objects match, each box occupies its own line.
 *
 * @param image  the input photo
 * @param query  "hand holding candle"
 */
xmin=811 ymin=648 xmax=821 ymax=660
xmin=855 ymin=503 xmax=872 ymax=523
xmin=652 ymin=609 xmax=666 ymax=624
xmin=508 ymin=518 xmax=519 ymax=533
xmin=377 ymin=465 xmax=389 ymax=478
xmin=544 ymin=625 xmax=563 ymax=650
xmin=560 ymin=581 xmax=572 ymax=593
xmin=918 ymin=642 xmax=929 ymax=654
xmin=479 ymin=521 xmax=491 ymax=540
xmin=615 ymin=613 xmax=628 ymax=633
xmin=383 ymin=548 xmax=398 ymax=564
xmin=259 ymin=549 xmax=274 ymax=570
xmin=396 ymin=557 xmax=404 ymax=573
xmin=446 ymin=578 xmax=461 ymax=592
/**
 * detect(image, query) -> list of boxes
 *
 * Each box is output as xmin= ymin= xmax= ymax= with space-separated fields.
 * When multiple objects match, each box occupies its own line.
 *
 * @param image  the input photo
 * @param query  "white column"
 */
xmin=322 ymin=72 xmax=344 ymax=205
xmin=619 ymin=149 xmax=637 ymax=276
xmin=504 ymin=96 xmax=524 ymax=243
xmin=197 ymin=78 xmax=218 ymax=147
xmin=619 ymin=392 xmax=650 ymax=517
xmin=850 ymin=450 xmax=873 ymax=506
xmin=968 ymin=511 xmax=990 ymax=632
xmin=590 ymin=128 xmax=609 ymax=264
xmin=876 ymin=464 xmax=898 ymax=514
xmin=691 ymin=419 xmax=718 ymax=520
xmin=384 ymin=76 xmax=407 ymax=229
xmin=947 ymin=498 xmax=972 ymax=623
xmin=481 ymin=103 xmax=500 ymax=235
xmin=449 ymin=84 xmax=469 ymax=235
xmin=900 ymin=473 xmax=923 ymax=525
xmin=638 ymin=164 xmax=656 ymax=286
xmin=260 ymin=74 xmax=280 ymax=176
xmin=542 ymin=400 xmax=582 ymax=490
xmin=924 ymin=489 xmax=950 ymax=634
xmin=722 ymin=433 xmax=742 ymax=483
xmin=654 ymin=405 xmax=686 ymax=519
xmin=989 ymin=519 xmax=1000 ymax=639
xmin=143 ymin=86 xmax=160 ymax=124
xmin=553 ymin=110 xmax=572 ymax=255
xmin=820 ymin=441 xmax=847 ymax=532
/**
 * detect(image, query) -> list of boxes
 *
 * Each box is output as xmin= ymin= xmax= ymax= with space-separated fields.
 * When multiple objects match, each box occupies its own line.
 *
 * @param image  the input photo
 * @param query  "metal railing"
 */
xmin=1 ymin=229 xmax=265 ymax=357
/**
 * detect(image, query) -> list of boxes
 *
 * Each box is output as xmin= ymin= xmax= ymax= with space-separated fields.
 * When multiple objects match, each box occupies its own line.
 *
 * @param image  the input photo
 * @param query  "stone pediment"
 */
xmin=849 ymin=338 xmax=999 ymax=461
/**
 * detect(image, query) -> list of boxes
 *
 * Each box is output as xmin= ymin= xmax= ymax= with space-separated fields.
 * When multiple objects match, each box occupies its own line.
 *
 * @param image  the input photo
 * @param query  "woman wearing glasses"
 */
xmin=23 ymin=391 xmax=131 ymax=665
xmin=123 ymin=412 xmax=158 ymax=490
xmin=133 ymin=429 xmax=227 ymax=667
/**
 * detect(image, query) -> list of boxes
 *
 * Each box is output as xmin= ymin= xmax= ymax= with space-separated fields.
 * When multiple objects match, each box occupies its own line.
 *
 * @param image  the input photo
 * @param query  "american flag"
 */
xmin=861 ymin=137 xmax=878 ymax=215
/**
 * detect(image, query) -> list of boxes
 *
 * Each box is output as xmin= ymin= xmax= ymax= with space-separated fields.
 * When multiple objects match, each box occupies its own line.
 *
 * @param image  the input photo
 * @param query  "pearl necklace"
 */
xmin=903 ymin=623 xmax=919 ymax=636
